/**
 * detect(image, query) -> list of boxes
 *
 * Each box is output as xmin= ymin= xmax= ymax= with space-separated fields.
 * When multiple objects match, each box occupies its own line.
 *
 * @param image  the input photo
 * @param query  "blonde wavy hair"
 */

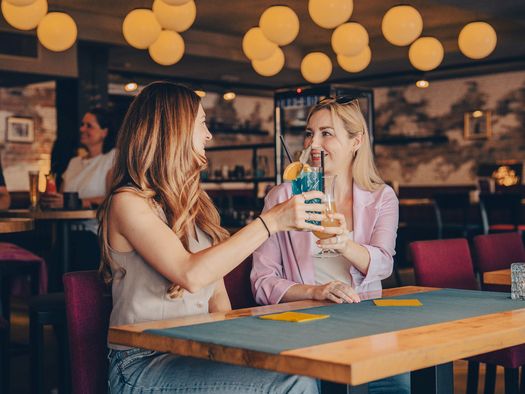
xmin=98 ymin=82 xmax=229 ymax=284
xmin=307 ymin=98 xmax=384 ymax=191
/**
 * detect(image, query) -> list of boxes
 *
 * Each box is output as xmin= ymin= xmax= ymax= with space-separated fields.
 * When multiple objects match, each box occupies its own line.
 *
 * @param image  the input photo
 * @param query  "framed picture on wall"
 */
xmin=6 ymin=116 xmax=34 ymax=143
xmin=464 ymin=110 xmax=492 ymax=140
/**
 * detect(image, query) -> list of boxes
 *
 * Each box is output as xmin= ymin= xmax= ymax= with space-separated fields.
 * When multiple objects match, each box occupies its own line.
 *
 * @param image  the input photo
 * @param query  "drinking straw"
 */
xmin=279 ymin=135 xmax=293 ymax=163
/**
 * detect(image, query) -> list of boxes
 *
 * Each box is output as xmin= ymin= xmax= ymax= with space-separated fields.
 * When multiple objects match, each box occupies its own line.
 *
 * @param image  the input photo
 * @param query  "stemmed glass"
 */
xmin=313 ymin=175 xmax=340 ymax=257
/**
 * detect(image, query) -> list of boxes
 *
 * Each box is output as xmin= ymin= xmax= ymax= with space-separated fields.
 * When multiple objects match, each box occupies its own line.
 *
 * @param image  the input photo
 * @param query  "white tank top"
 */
xmin=108 ymin=194 xmax=217 ymax=350
xmin=313 ymin=231 xmax=354 ymax=286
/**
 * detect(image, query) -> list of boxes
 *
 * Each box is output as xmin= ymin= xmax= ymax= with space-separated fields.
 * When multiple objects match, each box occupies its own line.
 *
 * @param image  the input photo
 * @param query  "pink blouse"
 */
xmin=251 ymin=182 xmax=399 ymax=305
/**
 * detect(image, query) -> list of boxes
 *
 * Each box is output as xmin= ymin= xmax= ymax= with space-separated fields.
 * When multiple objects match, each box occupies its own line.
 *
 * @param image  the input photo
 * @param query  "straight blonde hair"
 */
xmin=98 ymin=82 xmax=229 ymax=284
xmin=307 ymin=98 xmax=384 ymax=191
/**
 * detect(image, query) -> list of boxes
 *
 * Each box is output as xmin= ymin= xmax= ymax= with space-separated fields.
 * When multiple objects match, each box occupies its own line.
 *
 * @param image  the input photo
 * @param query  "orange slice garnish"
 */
xmin=283 ymin=161 xmax=303 ymax=181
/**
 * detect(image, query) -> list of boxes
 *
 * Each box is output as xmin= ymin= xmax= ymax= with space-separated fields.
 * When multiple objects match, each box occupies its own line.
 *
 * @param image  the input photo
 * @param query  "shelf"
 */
xmin=202 ymin=177 xmax=274 ymax=183
xmin=203 ymin=181 xmax=274 ymax=191
xmin=205 ymin=143 xmax=274 ymax=152
xmin=375 ymin=135 xmax=448 ymax=145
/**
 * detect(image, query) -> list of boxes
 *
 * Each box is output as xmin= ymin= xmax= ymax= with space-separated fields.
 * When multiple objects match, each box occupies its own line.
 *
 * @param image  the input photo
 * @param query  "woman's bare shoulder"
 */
xmin=110 ymin=189 xmax=154 ymax=220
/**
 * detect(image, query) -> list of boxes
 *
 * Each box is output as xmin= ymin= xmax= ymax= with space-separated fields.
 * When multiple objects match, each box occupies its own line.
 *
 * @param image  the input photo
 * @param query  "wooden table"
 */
xmin=0 ymin=218 xmax=34 ymax=233
xmin=0 ymin=209 xmax=97 ymax=290
xmin=483 ymin=269 xmax=511 ymax=286
xmin=109 ymin=286 xmax=525 ymax=394
xmin=0 ymin=209 xmax=96 ymax=221
xmin=399 ymin=198 xmax=525 ymax=207
xmin=399 ymin=198 xmax=433 ymax=207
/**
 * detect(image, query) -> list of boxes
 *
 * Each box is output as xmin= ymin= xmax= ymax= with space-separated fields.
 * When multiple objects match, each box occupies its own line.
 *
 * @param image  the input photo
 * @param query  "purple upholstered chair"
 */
xmin=410 ymin=238 xmax=525 ymax=394
xmin=410 ymin=238 xmax=478 ymax=291
xmin=63 ymin=270 xmax=112 ymax=394
xmin=474 ymin=232 xmax=525 ymax=292
xmin=224 ymin=256 xmax=257 ymax=310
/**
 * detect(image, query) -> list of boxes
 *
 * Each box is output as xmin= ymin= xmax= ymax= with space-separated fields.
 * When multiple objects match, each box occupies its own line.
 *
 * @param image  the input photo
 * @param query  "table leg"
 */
xmin=60 ymin=221 xmax=70 ymax=277
xmin=50 ymin=221 xmax=71 ymax=291
xmin=411 ymin=363 xmax=453 ymax=394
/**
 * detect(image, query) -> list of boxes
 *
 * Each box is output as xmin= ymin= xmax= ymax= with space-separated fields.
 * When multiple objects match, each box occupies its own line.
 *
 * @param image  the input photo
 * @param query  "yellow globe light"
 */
xmin=409 ymin=37 xmax=444 ymax=71
xmin=252 ymin=47 xmax=285 ymax=77
xmin=152 ymin=0 xmax=196 ymax=33
xmin=223 ymin=91 xmax=236 ymax=101
xmin=458 ymin=21 xmax=497 ymax=59
xmin=161 ymin=0 xmax=191 ymax=5
xmin=301 ymin=52 xmax=332 ymax=84
xmin=337 ymin=46 xmax=371 ymax=73
xmin=37 ymin=12 xmax=77 ymax=52
xmin=122 ymin=9 xmax=161 ymax=49
xmin=415 ymin=79 xmax=429 ymax=88
xmin=124 ymin=82 xmax=139 ymax=92
xmin=331 ymin=22 xmax=368 ymax=57
xmin=5 ymin=0 xmax=36 ymax=5
xmin=148 ymin=30 xmax=185 ymax=66
xmin=242 ymin=27 xmax=278 ymax=61
xmin=381 ymin=5 xmax=423 ymax=46
xmin=308 ymin=0 xmax=353 ymax=29
xmin=259 ymin=6 xmax=299 ymax=46
xmin=1 ymin=0 xmax=47 ymax=30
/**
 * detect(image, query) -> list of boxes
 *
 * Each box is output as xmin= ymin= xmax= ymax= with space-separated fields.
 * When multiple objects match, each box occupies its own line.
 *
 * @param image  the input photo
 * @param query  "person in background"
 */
xmin=251 ymin=97 xmax=408 ymax=394
xmin=99 ymin=82 xmax=326 ymax=393
xmin=0 ymin=158 xmax=11 ymax=210
xmin=41 ymin=107 xmax=116 ymax=270
xmin=41 ymin=107 xmax=116 ymax=212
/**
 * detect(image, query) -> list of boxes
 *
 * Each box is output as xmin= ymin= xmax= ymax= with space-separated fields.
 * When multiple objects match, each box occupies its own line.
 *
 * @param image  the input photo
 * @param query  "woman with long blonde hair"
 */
xmin=100 ymin=82 xmax=325 ymax=393
xmin=251 ymin=97 xmax=408 ymax=393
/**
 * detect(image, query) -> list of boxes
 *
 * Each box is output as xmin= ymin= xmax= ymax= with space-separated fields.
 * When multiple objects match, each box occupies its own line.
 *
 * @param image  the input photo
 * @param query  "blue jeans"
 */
xmin=369 ymin=373 xmax=410 ymax=394
xmin=108 ymin=348 xmax=319 ymax=393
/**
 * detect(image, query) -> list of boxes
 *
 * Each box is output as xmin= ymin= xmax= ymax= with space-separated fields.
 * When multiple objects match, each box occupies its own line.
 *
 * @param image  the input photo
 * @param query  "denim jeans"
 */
xmin=108 ymin=348 xmax=319 ymax=393
xmin=369 ymin=373 xmax=410 ymax=394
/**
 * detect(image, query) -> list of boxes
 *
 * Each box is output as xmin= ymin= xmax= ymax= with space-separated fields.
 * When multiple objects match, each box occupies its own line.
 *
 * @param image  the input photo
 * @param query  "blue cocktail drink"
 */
xmin=291 ymin=167 xmax=323 ymax=224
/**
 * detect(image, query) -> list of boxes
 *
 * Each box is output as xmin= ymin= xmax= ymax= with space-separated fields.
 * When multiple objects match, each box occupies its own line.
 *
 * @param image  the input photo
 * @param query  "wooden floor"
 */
xmin=8 ymin=267 xmax=508 ymax=393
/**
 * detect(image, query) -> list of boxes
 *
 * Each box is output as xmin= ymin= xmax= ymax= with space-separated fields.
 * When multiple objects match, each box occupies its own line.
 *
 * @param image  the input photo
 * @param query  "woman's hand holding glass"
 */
xmin=316 ymin=212 xmax=351 ymax=252
xmin=310 ymin=280 xmax=360 ymax=304
xmin=261 ymin=190 xmax=327 ymax=233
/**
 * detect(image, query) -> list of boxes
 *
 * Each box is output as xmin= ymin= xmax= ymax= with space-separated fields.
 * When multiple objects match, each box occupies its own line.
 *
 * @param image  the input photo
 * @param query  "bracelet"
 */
xmin=257 ymin=216 xmax=271 ymax=238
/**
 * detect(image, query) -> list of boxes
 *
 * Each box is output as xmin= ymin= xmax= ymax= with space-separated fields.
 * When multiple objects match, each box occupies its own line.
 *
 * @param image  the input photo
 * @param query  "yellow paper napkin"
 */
xmin=259 ymin=311 xmax=330 ymax=323
xmin=373 ymin=299 xmax=423 ymax=307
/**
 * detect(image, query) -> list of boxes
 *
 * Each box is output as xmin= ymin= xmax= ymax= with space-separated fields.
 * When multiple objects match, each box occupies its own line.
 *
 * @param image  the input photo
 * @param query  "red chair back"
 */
xmin=474 ymin=232 xmax=525 ymax=291
xmin=63 ymin=271 xmax=112 ymax=394
xmin=410 ymin=238 xmax=478 ymax=290
xmin=224 ymin=256 xmax=257 ymax=309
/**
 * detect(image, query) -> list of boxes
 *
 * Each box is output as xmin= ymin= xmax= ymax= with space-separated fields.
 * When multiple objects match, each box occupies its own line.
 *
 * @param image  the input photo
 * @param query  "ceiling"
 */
xmin=4 ymin=0 xmax=525 ymax=90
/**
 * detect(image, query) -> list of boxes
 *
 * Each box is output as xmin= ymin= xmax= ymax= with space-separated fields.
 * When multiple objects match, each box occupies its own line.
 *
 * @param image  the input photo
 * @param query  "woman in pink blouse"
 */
xmin=251 ymin=97 xmax=406 ymax=393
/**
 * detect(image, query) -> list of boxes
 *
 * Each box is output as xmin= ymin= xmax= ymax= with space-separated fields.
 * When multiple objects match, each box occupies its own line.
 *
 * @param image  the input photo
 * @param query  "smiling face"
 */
xmin=80 ymin=112 xmax=107 ymax=150
xmin=192 ymin=104 xmax=212 ymax=157
xmin=305 ymin=108 xmax=362 ymax=176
